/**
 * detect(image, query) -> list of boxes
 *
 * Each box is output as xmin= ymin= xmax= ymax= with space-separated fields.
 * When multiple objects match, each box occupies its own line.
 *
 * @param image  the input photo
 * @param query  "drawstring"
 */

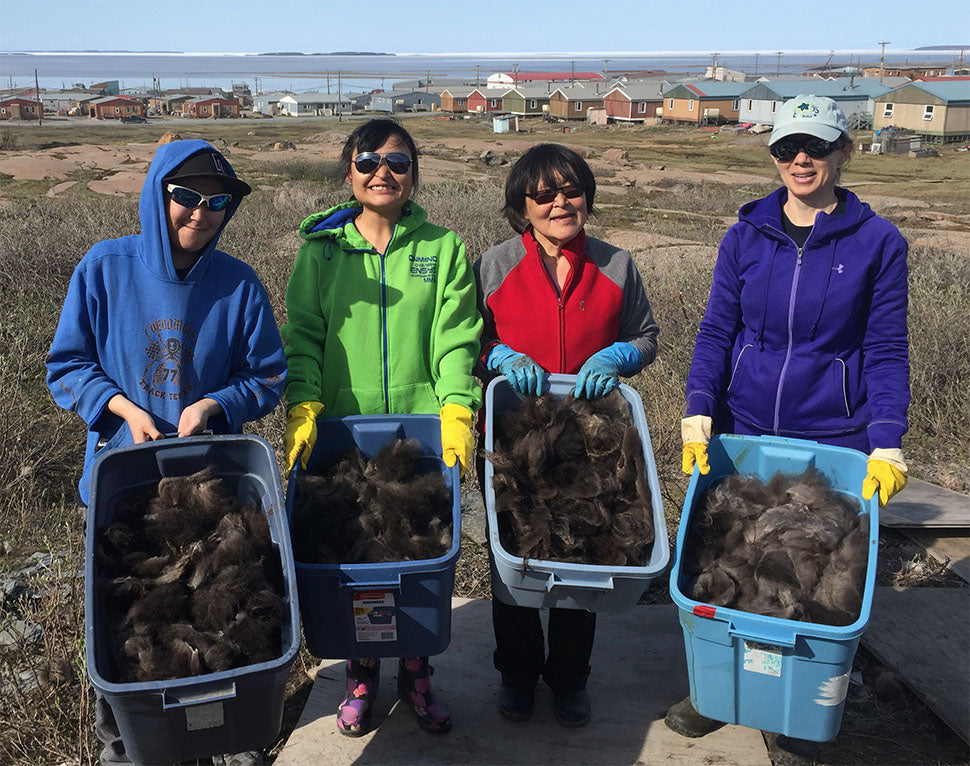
xmin=756 ymin=239 xmax=780 ymax=349
xmin=809 ymin=239 xmax=838 ymax=340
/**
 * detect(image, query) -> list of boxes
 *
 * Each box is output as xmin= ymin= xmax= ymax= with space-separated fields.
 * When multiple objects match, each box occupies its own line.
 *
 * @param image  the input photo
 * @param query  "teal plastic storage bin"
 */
xmin=86 ymin=435 xmax=301 ymax=764
xmin=286 ymin=414 xmax=460 ymax=659
xmin=484 ymin=374 xmax=669 ymax=612
xmin=670 ymin=434 xmax=879 ymax=742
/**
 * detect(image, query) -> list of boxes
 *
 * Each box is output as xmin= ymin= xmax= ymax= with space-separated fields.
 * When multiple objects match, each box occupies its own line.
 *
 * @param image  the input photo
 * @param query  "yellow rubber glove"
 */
xmin=285 ymin=401 xmax=324 ymax=471
xmin=681 ymin=415 xmax=712 ymax=476
xmin=861 ymin=448 xmax=908 ymax=507
xmin=440 ymin=403 xmax=475 ymax=478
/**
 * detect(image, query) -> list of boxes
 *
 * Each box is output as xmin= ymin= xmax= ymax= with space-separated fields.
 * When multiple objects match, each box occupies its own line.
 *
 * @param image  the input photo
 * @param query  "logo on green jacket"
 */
xmin=409 ymin=253 xmax=437 ymax=283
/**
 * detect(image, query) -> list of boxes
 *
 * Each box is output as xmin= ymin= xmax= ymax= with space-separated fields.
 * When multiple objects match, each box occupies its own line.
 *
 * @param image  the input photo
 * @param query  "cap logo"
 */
xmin=211 ymin=155 xmax=226 ymax=174
xmin=794 ymin=101 xmax=820 ymax=119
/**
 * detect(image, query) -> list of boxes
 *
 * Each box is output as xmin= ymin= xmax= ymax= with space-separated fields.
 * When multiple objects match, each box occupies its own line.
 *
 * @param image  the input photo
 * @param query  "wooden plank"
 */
xmin=862 ymin=587 xmax=970 ymax=743
xmin=903 ymin=529 xmax=970 ymax=584
xmin=881 ymin=478 xmax=970 ymax=529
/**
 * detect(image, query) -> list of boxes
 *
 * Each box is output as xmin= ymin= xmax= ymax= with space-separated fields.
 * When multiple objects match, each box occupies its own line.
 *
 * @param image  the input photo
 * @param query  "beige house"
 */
xmin=873 ymin=81 xmax=970 ymax=142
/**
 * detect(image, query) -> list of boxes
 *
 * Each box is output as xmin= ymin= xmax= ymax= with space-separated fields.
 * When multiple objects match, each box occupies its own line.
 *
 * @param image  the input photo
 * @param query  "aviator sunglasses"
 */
xmin=526 ymin=183 xmax=584 ymax=206
xmin=769 ymin=135 xmax=846 ymax=163
xmin=353 ymin=151 xmax=413 ymax=175
xmin=165 ymin=183 xmax=233 ymax=211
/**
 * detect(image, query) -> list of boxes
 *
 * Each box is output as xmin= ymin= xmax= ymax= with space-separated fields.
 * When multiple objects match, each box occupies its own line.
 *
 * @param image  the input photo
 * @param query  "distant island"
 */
xmin=257 ymin=51 xmax=394 ymax=57
xmin=914 ymin=44 xmax=969 ymax=50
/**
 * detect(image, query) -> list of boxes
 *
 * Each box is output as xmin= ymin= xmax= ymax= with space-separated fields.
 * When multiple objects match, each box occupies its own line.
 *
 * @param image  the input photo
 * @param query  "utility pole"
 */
xmin=754 ymin=52 xmax=759 ymax=75
xmin=775 ymin=51 xmax=783 ymax=75
xmin=878 ymin=40 xmax=891 ymax=83
xmin=338 ymin=69 xmax=342 ymax=121
xmin=711 ymin=51 xmax=719 ymax=78
xmin=326 ymin=71 xmax=331 ymax=94
xmin=571 ymin=60 xmax=576 ymax=84
xmin=34 ymin=68 xmax=42 ymax=126
xmin=475 ymin=64 xmax=480 ymax=87
xmin=513 ymin=63 xmax=519 ymax=86
xmin=603 ymin=58 xmax=610 ymax=85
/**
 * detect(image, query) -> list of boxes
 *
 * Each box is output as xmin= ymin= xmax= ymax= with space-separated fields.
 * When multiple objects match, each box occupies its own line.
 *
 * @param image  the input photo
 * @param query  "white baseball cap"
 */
xmin=769 ymin=95 xmax=849 ymax=146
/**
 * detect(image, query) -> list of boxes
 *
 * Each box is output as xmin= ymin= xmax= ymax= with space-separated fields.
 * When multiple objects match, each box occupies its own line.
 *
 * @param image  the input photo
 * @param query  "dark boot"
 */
xmin=764 ymin=732 xmax=819 ymax=766
xmin=664 ymin=695 xmax=724 ymax=738
xmin=553 ymin=689 xmax=591 ymax=727
xmin=498 ymin=683 xmax=535 ymax=721
xmin=398 ymin=657 xmax=452 ymax=733
xmin=337 ymin=658 xmax=380 ymax=737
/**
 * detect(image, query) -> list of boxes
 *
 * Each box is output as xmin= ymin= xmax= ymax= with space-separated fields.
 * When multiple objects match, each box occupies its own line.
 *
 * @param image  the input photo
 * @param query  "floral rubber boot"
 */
xmin=337 ymin=658 xmax=380 ymax=736
xmin=397 ymin=657 xmax=452 ymax=733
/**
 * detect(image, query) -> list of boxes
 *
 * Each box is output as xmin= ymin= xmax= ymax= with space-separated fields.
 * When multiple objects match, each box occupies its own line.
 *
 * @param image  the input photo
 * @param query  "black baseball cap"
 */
xmin=163 ymin=150 xmax=252 ymax=197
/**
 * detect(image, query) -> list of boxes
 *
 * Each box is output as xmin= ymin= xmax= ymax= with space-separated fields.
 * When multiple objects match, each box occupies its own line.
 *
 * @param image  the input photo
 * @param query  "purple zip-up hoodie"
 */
xmin=685 ymin=186 xmax=909 ymax=449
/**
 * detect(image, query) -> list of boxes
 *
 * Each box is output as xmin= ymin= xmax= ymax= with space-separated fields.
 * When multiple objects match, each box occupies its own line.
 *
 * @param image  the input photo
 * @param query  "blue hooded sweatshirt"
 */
xmin=685 ymin=186 xmax=909 ymax=450
xmin=46 ymin=139 xmax=286 ymax=504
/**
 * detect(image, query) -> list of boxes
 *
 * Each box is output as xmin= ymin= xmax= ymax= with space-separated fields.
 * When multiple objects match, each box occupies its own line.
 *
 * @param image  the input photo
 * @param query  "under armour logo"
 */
xmin=832 ymin=263 xmax=844 ymax=274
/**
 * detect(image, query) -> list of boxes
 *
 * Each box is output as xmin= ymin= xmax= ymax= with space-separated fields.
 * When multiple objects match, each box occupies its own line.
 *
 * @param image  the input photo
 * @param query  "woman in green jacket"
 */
xmin=282 ymin=119 xmax=482 ymax=736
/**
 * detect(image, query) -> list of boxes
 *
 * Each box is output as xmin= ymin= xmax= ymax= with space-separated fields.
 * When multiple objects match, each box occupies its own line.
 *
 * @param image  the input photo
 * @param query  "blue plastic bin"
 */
xmin=484 ymin=374 xmax=669 ymax=612
xmin=85 ymin=435 xmax=301 ymax=764
xmin=285 ymin=414 xmax=460 ymax=659
xmin=669 ymin=434 xmax=879 ymax=742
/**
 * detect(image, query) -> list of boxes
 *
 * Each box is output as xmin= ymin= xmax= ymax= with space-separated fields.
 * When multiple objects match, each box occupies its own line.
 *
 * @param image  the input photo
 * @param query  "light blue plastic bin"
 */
xmin=285 ymin=414 xmax=460 ymax=659
xmin=669 ymin=434 xmax=879 ymax=742
xmin=484 ymin=374 xmax=669 ymax=613
xmin=86 ymin=435 xmax=301 ymax=764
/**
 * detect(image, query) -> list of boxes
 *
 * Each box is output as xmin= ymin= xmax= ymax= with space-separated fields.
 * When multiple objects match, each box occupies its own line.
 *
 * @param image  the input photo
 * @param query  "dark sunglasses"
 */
xmin=526 ymin=184 xmax=584 ymax=206
xmin=353 ymin=151 xmax=412 ymax=175
xmin=165 ymin=183 xmax=232 ymax=211
xmin=769 ymin=135 xmax=845 ymax=162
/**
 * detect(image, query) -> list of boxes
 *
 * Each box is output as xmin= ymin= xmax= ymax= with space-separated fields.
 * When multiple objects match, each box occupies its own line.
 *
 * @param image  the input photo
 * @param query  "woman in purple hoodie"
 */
xmin=667 ymin=95 xmax=910 ymax=763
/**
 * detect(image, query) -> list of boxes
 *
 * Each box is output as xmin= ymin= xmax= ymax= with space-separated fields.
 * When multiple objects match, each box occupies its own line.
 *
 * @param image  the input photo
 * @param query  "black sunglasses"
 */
xmin=526 ymin=184 xmax=585 ymax=206
xmin=165 ymin=183 xmax=232 ymax=211
xmin=353 ymin=151 xmax=412 ymax=175
xmin=769 ymin=135 xmax=846 ymax=162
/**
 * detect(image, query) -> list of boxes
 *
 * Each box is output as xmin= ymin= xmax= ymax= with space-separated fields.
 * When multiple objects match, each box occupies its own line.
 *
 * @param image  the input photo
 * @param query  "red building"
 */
xmin=467 ymin=88 xmax=509 ymax=114
xmin=88 ymin=96 xmax=146 ymax=120
xmin=0 ymin=97 xmax=42 ymax=120
xmin=182 ymin=97 xmax=241 ymax=118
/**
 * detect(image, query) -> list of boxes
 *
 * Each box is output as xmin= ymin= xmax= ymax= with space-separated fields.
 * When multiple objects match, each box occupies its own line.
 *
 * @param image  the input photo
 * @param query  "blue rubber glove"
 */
xmin=487 ymin=343 xmax=544 ymax=396
xmin=574 ymin=342 xmax=643 ymax=399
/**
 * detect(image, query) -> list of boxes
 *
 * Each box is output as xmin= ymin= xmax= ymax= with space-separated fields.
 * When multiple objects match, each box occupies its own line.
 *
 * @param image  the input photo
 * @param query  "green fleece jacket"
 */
xmin=282 ymin=200 xmax=482 ymax=417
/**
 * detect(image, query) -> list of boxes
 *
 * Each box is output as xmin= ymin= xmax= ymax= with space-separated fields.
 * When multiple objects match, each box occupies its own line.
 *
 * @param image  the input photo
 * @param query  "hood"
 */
xmin=138 ymin=139 xmax=246 ymax=281
xmin=738 ymin=186 xmax=876 ymax=243
xmin=299 ymin=199 xmax=429 ymax=248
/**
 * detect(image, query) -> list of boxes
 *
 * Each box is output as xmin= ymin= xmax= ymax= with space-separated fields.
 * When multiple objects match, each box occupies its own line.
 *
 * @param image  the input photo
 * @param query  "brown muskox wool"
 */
xmin=488 ymin=391 xmax=654 ymax=566
xmin=291 ymin=438 xmax=453 ymax=564
xmin=684 ymin=469 xmax=869 ymax=626
xmin=95 ymin=466 xmax=285 ymax=683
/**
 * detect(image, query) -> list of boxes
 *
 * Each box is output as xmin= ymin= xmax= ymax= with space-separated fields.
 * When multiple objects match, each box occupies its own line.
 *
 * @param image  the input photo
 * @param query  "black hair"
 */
xmin=502 ymin=143 xmax=597 ymax=234
xmin=339 ymin=118 xmax=419 ymax=189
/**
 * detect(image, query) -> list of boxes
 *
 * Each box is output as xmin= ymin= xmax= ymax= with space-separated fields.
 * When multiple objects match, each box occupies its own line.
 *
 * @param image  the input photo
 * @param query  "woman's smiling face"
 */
xmin=522 ymin=173 xmax=588 ymax=252
xmin=346 ymin=134 xmax=413 ymax=215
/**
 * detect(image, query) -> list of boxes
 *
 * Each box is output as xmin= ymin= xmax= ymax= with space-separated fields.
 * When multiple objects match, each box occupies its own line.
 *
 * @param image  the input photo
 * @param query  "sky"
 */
xmin=0 ymin=0 xmax=965 ymax=55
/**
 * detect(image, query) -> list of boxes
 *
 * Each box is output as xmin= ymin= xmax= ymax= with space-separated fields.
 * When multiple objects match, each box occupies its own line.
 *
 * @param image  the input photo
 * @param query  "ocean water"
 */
xmin=0 ymin=49 xmax=960 ymax=95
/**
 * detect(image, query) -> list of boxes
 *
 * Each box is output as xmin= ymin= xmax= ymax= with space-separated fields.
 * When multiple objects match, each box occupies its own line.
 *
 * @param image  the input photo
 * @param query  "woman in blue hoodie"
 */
xmin=46 ymin=139 xmax=286 ymax=765
xmin=667 ymin=95 xmax=910 ymax=762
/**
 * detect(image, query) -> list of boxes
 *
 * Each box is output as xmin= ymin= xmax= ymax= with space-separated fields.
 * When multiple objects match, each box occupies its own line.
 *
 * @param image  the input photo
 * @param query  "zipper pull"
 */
xmin=797 ymin=247 xmax=803 ymax=266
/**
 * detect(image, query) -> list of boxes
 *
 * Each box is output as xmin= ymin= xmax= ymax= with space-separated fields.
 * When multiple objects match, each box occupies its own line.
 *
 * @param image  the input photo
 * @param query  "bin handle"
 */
xmin=546 ymin=573 xmax=615 ymax=592
xmin=162 ymin=681 xmax=237 ymax=709
xmin=729 ymin=624 xmax=797 ymax=648
xmin=347 ymin=577 xmax=403 ymax=591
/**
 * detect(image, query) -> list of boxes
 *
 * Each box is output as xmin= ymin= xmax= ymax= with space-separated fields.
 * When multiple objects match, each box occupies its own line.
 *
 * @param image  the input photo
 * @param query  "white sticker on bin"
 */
xmin=353 ymin=590 xmax=398 ymax=642
xmin=184 ymin=701 xmax=224 ymax=731
xmin=815 ymin=672 xmax=850 ymax=707
xmin=743 ymin=640 xmax=783 ymax=677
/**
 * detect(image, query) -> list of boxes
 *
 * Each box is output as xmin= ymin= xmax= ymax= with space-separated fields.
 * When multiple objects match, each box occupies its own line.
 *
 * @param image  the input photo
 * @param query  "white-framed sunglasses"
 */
xmin=165 ymin=183 xmax=233 ymax=211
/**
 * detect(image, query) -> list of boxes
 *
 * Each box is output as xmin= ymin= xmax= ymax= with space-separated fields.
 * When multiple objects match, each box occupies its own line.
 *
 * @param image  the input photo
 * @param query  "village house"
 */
xmin=253 ymin=92 xmax=290 ymax=116
xmin=661 ymin=81 xmax=749 ymax=125
xmin=548 ymin=83 xmax=606 ymax=120
xmin=369 ymin=91 xmax=440 ymax=113
xmin=278 ymin=93 xmax=352 ymax=116
xmin=501 ymin=84 xmax=553 ymax=117
xmin=467 ymin=88 xmax=510 ymax=114
xmin=604 ymin=80 xmax=665 ymax=122
xmin=737 ymin=78 xmax=891 ymax=127
xmin=0 ymin=97 xmax=43 ymax=120
xmin=87 ymin=96 xmax=146 ymax=120
xmin=37 ymin=90 xmax=93 ymax=114
xmin=440 ymin=87 xmax=476 ymax=113
xmin=182 ymin=96 xmax=241 ymax=118
xmin=873 ymin=80 xmax=970 ymax=143
xmin=149 ymin=94 xmax=191 ymax=115
xmin=862 ymin=63 xmax=950 ymax=80
xmin=487 ymin=71 xmax=604 ymax=89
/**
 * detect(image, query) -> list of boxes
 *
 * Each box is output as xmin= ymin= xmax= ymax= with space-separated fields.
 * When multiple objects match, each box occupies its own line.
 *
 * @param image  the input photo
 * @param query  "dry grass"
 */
xmin=0 ymin=120 xmax=967 ymax=764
